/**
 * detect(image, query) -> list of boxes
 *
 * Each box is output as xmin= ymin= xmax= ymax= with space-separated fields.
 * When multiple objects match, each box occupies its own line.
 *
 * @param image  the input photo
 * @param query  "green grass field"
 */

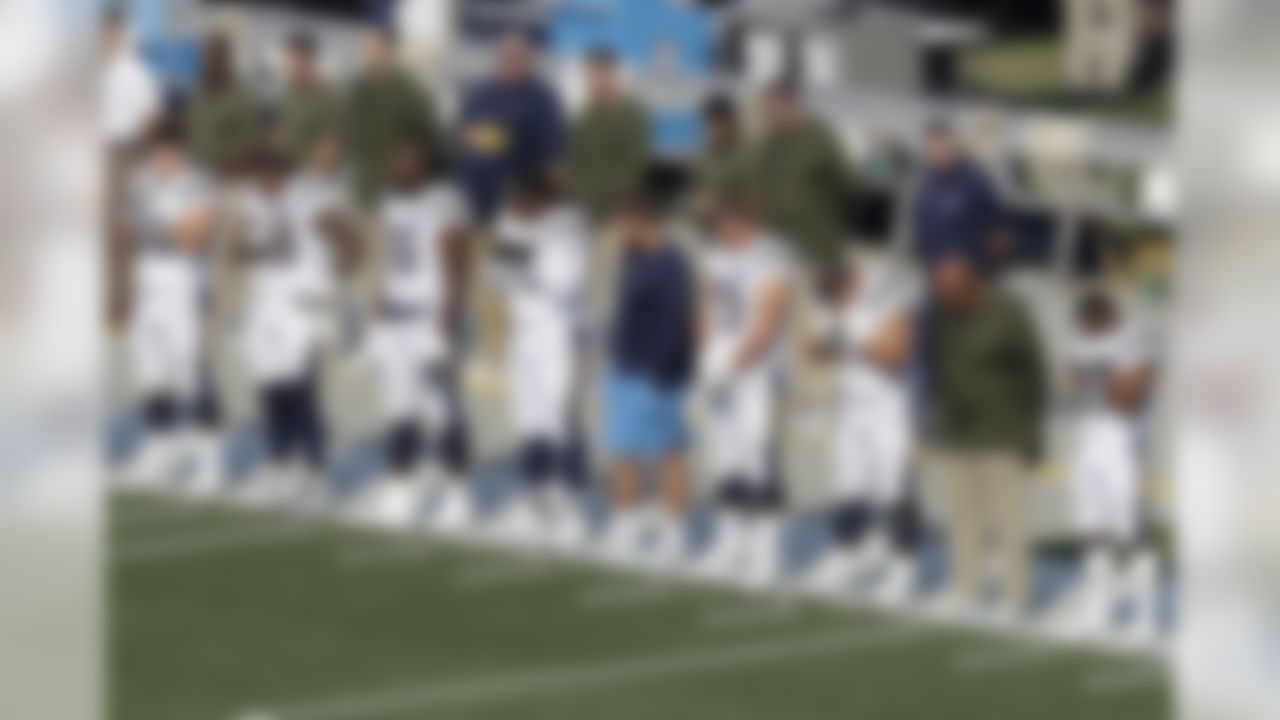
xmin=112 ymin=492 xmax=1171 ymax=720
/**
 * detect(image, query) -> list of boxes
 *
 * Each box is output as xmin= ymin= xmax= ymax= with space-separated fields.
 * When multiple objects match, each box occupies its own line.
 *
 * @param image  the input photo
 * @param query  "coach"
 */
xmin=455 ymin=31 xmax=566 ymax=223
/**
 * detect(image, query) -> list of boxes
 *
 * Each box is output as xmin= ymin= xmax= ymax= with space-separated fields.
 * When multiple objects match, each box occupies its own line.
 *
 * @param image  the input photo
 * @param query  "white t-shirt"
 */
xmin=492 ymin=204 xmax=589 ymax=338
xmin=380 ymin=182 xmax=471 ymax=311
xmin=103 ymin=49 xmax=161 ymax=146
xmin=702 ymin=234 xmax=794 ymax=379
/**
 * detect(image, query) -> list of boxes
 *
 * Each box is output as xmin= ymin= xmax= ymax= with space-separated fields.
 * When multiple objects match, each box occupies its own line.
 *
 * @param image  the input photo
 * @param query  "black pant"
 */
xmin=260 ymin=372 xmax=327 ymax=470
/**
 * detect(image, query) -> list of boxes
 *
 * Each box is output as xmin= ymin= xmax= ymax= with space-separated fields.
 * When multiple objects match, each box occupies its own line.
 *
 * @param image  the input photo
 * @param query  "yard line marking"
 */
xmin=951 ymin=640 xmax=1069 ymax=674
xmin=452 ymin=558 xmax=552 ymax=591
xmin=114 ymin=523 xmax=316 ymax=565
xmin=699 ymin=599 xmax=804 ymax=631
xmin=247 ymin=624 xmax=925 ymax=720
xmin=577 ymin=581 xmax=679 ymax=611
xmin=336 ymin=542 xmax=435 ymax=570
xmin=1083 ymin=664 xmax=1168 ymax=696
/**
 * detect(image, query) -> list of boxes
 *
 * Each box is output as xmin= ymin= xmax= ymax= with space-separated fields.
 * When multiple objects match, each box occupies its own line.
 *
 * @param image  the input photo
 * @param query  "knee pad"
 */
xmin=717 ymin=476 xmax=754 ymax=511
xmin=888 ymin=498 xmax=923 ymax=553
xmin=832 ymin=501 xmax=871 ymax=545
xmin=386 ymin=421 xmax=423 ymax=473
xmin=143 ymin=394 xmax=178 ymax=432
xmin=520 ymin=439 xmax=556 ymax=486
xmin=437 ymin=422 xmax=471 ymax=475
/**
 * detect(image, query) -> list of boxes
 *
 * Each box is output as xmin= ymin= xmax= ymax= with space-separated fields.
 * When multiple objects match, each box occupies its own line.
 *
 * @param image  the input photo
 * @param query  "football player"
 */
xmin=805 ymin=260 xmax=921 ymax=603
xmin=697 ymin=196 xmax=795 ymax=587
xmin=360 ymin=141 xmax=474 ymax=528
xmin=490 ymin=171 xmax=591 ymax=549
xmin=1057 ymin=290 xmax=1161 ymax=640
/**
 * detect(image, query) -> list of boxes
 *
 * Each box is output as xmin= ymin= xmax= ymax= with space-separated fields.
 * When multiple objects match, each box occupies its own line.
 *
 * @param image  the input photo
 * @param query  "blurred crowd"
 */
xmin=103 ymin=8 xmax=1166 ymax=642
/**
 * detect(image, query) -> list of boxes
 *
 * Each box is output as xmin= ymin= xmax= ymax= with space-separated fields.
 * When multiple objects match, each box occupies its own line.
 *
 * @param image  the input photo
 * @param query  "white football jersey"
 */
xmin=702 ymin=234 xmax=794 ymax=376
xmin=1070 ymin=319 xmax=1152 ymax=418
xmin=492 ymin=204 xmax=589 ymax=335
xmin=285 ymin=173 xmax=347 ymax=300
xmin=835 ymin=266 xmax=918 ymax=407
xmin=381 ymin=182 xmax=470 ymax=311
xmin=129 ymin=165 xmax=213 ymax=304
xmin=241 ymin=186 xmax=301 ymax=307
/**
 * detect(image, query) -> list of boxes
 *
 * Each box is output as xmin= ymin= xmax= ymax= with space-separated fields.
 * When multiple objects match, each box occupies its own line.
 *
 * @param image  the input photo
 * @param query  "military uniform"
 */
xmin=186 ymin=84 xmax=261 ymax=175
xmin=565 ymin=98 xmax=650 ymax=223
xmin=345 ymin=71 xmax=442 ymax=209
xmin=747 ymin=118 xmax=856 ymax=268
xmin=276 ymin=81 xmax=342 ymax=165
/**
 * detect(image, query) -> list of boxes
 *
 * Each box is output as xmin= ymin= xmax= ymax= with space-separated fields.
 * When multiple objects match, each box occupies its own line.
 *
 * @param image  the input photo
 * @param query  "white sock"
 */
xmin=1082 ymin=546 xmax=1116 ymax=626
xmin=1126 ymin=548 xmax=1161 ymax=630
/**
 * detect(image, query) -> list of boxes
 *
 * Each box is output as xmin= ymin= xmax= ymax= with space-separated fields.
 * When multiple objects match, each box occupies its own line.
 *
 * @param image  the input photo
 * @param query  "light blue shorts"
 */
xmin=603 ymin=369 xmax=689 ymax=461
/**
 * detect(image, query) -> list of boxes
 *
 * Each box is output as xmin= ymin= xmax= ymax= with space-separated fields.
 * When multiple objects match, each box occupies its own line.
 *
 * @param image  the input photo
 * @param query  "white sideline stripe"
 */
xmin=336 ymin=543 xmax=435 ymax=570
xmin=700 ymin=600 xmax=803 ymax=631
xmin=951 ymin=640 xmax=1068 ymax=674
xmin=577 ymin=581 xmax=679 ymax=611
xmin=1083 ymin=664 xmax=1168 ymax=695
xmin=248 ymin=625 xmax=925 ymax=720
xmin=114 ymin=524 xmax=315 ymax=564
xmin=452 ymin=559 xmax=551 ymax=591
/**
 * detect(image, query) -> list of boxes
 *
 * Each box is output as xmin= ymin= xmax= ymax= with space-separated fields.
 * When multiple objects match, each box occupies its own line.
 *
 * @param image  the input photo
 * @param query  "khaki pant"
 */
xmin=939 ymin=449 xmax=1032 ymax=613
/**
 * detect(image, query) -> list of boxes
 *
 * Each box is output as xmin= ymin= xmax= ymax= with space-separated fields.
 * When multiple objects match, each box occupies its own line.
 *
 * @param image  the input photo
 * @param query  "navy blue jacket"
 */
xmin=610 ymin=243 xmax=695 ymax=389
xmin=454 ymin=77 xmax=566 ymax=221
xmin=914 ymin=159 xmax=1005 ymax=274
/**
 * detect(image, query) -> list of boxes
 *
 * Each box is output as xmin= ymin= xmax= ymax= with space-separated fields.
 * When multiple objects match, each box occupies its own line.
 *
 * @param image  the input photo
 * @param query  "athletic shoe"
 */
xmin=118 ymin=436 xmax=180 ymax=490
xmin=432 ymin=481 xmax=475 ymax=536
xmin=648 ymin=514 xmax=688 ymax=570
xmin=872 ymin=556 xmax=918 ymax=608
xmin=182 ymin=431 xmax=223 ymax=499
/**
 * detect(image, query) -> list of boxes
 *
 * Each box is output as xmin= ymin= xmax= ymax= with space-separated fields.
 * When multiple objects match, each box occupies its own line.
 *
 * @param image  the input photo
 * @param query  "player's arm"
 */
xmin=734 ymin=276 xmax=792 ymax=372
xmin=318 ymin=207 xmax=366 ymax=279
xmin=172 ymin=204 xmax=216 ymax=254
xmin=1110 ymin=362 xmax=1155 ymax=412
xmin=867 ymin=310 xmax=914 ymax=373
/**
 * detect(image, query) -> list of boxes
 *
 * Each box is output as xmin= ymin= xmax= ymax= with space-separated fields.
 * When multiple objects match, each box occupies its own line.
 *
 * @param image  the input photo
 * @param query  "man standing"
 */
xmin=185 ymin=34 xmax=260 ymax=176
xmin=345 ymin=25 xmax=442 ymax=209
xmin=930 ymin=255 xmax=1048 ymax=619
xmin=748 ymin=81 xmax=857 ymax=269
xmin=913 ymin=122 xmax=1007 ymax=275
xmin=454 ymin=31 xmax=566 ymax=223
xmin=690 ymin=96 xmax=750 ymax=226
xmin=274 ymin=32 xmax=342 ymax=167
xmin=698 ymin=195 xmax=796 ymax=587
xmin=601 ymin=194 xmax=696 ymax=567
xmin=564 ymin=48 xmax=650 ymax=225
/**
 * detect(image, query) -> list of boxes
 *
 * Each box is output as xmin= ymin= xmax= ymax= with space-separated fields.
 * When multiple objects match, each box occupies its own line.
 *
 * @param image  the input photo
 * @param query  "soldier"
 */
xmin=345 ymin=25 xmax=442 ymax=210
xmin=274 ymin=32 xmax=342 ymax=167
xmin=185 ymin=34 xmax=260 ymax=176
xmin=564 ymin=47 xmax=650 ymax=225
xmin=747 ymin=81 xmax=857 ymax=269
xmin=690 ymin=95 xmax=750 ymax=226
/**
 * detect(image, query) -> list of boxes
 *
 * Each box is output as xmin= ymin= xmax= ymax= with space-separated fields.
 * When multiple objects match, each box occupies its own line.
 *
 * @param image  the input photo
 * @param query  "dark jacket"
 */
xmin=932 ymin=289 xmax=1047 ymax=455
xmin=455 ymin=77 xmax=566 ymax=221
xmin=914 ymin=159 xmax=1005 ymax=274
xmin=610 ymin=243 xmax=695 ymax=389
